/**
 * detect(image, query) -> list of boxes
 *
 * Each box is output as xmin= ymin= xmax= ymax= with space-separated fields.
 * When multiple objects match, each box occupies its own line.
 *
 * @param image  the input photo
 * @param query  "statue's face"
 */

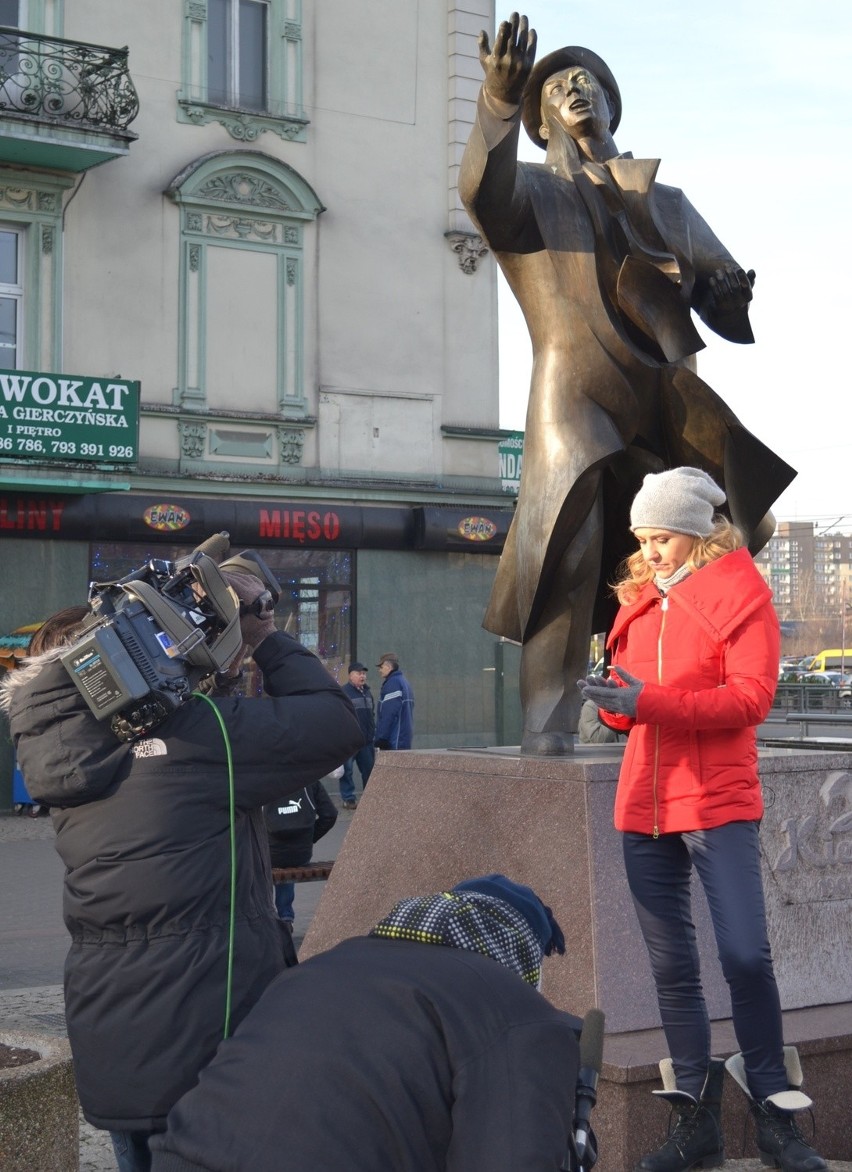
xmin=540 ymin=66 xmax=611 ymax=141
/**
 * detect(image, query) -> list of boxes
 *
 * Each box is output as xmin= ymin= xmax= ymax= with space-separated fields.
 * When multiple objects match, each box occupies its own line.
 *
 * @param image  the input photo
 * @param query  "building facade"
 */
xmin=754 ymin=521 xmax=852 ymax=651
xmin=0 ymin=0 xmax=522 ymax=804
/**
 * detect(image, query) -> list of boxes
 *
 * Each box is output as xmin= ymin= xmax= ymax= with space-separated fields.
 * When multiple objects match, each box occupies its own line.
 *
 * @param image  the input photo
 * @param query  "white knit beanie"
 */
xmin=629 ymin=467 xmax=726 ymax=537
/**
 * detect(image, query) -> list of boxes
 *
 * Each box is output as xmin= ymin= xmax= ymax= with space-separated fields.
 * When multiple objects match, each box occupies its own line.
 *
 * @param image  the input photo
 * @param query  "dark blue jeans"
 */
xmin=340 ymin=743 xmax=375 ymax=803
xmin=110 ymin=1129 xmax=154 ymax=1172
xmin=623 ymin=820 xmax=787 ymax=1100
xmin=274 ymin=880 xmax=295 ymax=921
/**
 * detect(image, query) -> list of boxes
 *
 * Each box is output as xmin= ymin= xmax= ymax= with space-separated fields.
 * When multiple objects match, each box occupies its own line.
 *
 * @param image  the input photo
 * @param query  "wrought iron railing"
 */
xmin=0 ymin=27 xmax=138 ymax=131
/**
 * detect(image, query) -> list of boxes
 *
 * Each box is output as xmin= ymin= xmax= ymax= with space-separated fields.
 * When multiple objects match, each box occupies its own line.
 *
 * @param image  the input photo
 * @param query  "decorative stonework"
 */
xmin=773 ymin=770 xmax=852 ymax=901
xmin=0 ymin=187 xmax=34 ymax=210
xmin=284 ymin=225 xmax=300 ymax=245
xmin=186 ymin=212 xmax=203 ymax=232
xmin=283 ymin=22 xmax=301 ymax=40
xmin=286 ymin=258 xmax=297 ymax=286
xmin=179 ymin=420 xmax=207 ymax=458
xmin=187 ymin=0 xmax=206 ymax=19
xmin=197 ymin=172 xmax=295 ymax=211
xmin=188 ymin=245 xmax=200 ymax=272
xmin=37 ymin=192 xmax=57 ymax=213
xmin=177 ymin=101 xmax=308 ymax=144
xmin=278 ymin=427 xmax=304 ymax=465
xmin=206 ymin=215 xmax=277 ymax=241
xmin=41 ymin=227 xmax=53 ymax=254
xmin=444 ymin=231 xmax=489 ymax=274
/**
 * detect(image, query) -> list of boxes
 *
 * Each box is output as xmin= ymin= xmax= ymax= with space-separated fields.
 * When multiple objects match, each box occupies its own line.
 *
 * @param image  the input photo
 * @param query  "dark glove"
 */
xmin=375 ymin=739 xmax=391 ymax=751
xmin=576 ymin=667 xmax=645 ymax=718
xmin=223 ymin=571 xmax=277 ymax=650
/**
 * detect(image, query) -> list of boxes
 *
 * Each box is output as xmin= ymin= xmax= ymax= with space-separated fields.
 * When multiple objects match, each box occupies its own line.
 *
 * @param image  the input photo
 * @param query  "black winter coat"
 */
xmin=150 ymin=937 xmax=581 ymax=1171
xmin=3 ymin=631 xmax=362 ymax=1132
xmin=265 ymin=778 xmax=337 ymax=868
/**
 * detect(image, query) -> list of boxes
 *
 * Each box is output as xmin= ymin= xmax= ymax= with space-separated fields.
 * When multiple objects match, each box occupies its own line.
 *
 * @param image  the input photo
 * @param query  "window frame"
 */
xmin=0 ymin=224 xmax=24 ymax=369
xmin=166 ymin=150 xmax=323 ymax=420
xmin=0 ymin=173 xmax=72 ymax=373
xmin=177 ymin=0 xmax=306 ymax=143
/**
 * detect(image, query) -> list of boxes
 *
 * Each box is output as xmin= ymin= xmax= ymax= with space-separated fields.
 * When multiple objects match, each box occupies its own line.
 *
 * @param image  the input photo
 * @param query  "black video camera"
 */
xmin=60 ymin=533 xmax=281 ymax=742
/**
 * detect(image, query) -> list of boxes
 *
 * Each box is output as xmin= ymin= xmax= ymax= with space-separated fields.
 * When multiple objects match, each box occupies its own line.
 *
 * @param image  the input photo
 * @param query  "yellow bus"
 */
xmin=806 ymin=649 xmax=851 ymax=672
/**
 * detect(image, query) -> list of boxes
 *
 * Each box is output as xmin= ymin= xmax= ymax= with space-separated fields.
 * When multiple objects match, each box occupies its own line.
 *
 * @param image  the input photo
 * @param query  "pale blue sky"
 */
xmin=495 ymin=1 xmax=852 ymax=527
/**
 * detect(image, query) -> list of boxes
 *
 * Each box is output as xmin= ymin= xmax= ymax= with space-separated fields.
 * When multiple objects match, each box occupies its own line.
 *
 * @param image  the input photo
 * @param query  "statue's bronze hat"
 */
xmin=522 ymin=46 xmax=622 ymax=148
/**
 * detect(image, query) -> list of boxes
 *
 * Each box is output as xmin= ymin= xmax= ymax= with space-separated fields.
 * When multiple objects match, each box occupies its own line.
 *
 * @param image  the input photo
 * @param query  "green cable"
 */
xmin=193 ymin=691 xmax=237 ymax=1040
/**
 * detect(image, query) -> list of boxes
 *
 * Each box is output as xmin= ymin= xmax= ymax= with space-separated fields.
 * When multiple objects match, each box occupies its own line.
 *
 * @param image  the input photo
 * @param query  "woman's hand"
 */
xmin=577 ymin=667 xmax=645 ymax=717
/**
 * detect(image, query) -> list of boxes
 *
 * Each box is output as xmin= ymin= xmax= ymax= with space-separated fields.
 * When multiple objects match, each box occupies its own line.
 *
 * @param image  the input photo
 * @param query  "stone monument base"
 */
xmin=301 ymin=746 xmax=852 ymax=1167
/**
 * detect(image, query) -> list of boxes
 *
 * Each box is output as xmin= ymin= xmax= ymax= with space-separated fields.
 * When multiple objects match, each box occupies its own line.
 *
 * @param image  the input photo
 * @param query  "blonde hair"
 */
xmin=612 ymin=516 xmax=744 ymax=605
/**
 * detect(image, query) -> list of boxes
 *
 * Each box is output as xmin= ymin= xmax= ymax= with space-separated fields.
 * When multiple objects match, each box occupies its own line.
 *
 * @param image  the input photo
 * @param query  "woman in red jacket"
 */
xmin=579 ymin=468 xmax=825 ymax=1172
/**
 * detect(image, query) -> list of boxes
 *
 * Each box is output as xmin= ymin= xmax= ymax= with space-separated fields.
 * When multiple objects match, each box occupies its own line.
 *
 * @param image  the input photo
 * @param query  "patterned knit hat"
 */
xmin=630 ymin=467 xmax=726 ymax=537
xmin=369 ymin=875 xmax=566 ymax=987
xmin=451 ymin=874 xmax=565 ymax=956
xmin=370 ymin=891 xmax=547 ymax=986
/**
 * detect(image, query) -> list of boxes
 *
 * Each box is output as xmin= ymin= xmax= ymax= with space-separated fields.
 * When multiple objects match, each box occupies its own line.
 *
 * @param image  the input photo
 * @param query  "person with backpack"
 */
xmin=265 ymin=778 xmax=338 ymax=929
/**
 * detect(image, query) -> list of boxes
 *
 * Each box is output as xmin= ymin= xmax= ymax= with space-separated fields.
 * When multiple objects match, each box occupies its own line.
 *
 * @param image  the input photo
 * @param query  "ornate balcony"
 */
xmin=0 ymin=27 xmax=139 ymax=172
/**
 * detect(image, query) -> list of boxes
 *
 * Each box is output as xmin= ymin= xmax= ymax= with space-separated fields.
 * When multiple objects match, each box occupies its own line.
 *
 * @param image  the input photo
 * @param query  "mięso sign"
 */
xmin=0 ymin=368 xmax=140 ymax=464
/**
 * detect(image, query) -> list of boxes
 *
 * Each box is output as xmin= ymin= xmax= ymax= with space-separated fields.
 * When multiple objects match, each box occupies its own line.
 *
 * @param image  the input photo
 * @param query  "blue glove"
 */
xmin=576 ymin=667 xmax=645 ymax=718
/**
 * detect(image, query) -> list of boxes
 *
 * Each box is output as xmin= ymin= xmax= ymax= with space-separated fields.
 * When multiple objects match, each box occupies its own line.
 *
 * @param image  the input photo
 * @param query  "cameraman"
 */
xmin=0 ymin=571 xmax=363 ymax=1172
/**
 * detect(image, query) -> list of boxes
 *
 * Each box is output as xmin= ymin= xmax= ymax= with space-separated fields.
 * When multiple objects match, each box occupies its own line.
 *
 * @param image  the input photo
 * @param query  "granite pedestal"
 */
xmin=302 ymin=745 xmax=852 ymax=1169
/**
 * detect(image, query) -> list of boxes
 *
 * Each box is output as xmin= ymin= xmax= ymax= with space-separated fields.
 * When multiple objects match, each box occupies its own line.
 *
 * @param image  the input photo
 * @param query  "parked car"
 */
xmin=820 ymin=671 xmax=852 ymax=706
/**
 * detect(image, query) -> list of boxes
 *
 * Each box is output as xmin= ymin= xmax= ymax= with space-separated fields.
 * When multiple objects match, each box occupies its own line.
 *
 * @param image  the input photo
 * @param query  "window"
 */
xmin=0 ymin=1 xmax=22 ymax=26
xmin=0 ymin=228 xmax=23 ymax=369
xmin=167 ymin=151 xmax=323 ymax=420
xmin=208 ymin=0 xmax=267 ymax=112
xmin=178 ymin=0 xmax=305 ymax=142
xmin=0 ymin=174 xmax=70 ymax=374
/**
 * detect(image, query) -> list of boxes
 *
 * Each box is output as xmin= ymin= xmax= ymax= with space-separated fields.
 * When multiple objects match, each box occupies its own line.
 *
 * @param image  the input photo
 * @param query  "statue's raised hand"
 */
xmin=706 ymin=265 xmax=756 ymax=316
xmin=478 ymin=12 xmax=536 ymax=106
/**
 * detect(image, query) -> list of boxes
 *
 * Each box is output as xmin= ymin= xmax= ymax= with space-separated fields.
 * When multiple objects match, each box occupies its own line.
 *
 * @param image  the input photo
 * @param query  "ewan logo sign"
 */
xmin=143 ymin=504 xmax=191 ymax=532
xmin=0 ymin=369 xmax=140 ymax=464
xmin=457 ymin=515 xmax=497 ymax=542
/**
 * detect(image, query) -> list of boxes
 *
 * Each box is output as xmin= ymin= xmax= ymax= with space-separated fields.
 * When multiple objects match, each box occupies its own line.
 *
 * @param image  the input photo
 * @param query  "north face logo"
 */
xmin=130 ymin=738 xmax=168 ymax=758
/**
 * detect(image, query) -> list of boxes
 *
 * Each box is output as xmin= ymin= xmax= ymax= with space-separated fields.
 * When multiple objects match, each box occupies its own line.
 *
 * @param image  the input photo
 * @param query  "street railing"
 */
xmin=772 ymin=683 xmax=850 ymax=714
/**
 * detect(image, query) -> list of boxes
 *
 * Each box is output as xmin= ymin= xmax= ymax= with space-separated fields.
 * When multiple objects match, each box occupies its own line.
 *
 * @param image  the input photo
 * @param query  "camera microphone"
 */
xmin=573 ymin=1007 xmax=605 ymax=1167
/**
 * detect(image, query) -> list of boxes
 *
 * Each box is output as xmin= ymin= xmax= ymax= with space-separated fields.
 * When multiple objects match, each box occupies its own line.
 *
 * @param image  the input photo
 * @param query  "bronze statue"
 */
xmin=460 ymin=13 xmax=795 ymax=755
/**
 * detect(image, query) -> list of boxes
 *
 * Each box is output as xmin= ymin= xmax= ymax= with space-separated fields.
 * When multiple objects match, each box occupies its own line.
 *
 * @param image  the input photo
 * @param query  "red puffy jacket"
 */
xmin=603 ymin=547 xmax=779 ymax=835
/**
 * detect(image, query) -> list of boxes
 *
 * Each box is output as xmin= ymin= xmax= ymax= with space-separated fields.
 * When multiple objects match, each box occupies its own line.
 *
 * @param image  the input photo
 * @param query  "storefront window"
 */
xmin=90 ymin=543 xmax=353 ymax=687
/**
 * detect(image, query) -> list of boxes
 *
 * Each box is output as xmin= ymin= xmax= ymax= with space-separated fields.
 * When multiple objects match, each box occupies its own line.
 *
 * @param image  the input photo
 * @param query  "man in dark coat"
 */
xmin=339 ymin=660 xmax=375 ymax=808
xmin=0 ymin=575 xmax=362 ymax=1171
xmin=149 ymin=874 xmax=582 ymax=1172
xmin=459 ymin=14 xmax=795 ymax=754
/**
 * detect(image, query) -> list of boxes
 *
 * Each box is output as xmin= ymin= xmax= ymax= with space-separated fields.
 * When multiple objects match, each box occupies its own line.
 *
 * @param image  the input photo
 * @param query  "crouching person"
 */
xmin=150 ymin=875 xmax=581 ymax=1171
xmin=0 ymin=575 xmax=362 ymax=1172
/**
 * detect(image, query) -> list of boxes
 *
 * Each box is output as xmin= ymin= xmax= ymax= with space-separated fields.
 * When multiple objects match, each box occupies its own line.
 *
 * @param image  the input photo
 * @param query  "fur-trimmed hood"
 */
xmin=0 ymin=646 xmax=67 ymax=713
xmin=3 ymin=650 xmax=131 ymax=807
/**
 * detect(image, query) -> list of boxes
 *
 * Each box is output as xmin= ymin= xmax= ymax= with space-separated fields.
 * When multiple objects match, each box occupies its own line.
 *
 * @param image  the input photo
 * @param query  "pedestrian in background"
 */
xmin=340 ymin=660 xmax=375 ymax=809
xmin=375 ymin=652 xmax=415 ymax=750
xmin=265 ymin=778 xmax=337 ymax=930
xmin=578 ymin=467 xmax=826 ymax=1172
